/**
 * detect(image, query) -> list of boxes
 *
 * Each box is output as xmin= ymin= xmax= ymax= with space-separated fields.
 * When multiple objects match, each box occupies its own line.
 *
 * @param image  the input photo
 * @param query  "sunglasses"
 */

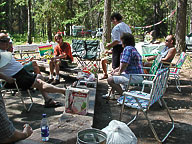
xmin=165 ymin=39 xmax=170 ymax=42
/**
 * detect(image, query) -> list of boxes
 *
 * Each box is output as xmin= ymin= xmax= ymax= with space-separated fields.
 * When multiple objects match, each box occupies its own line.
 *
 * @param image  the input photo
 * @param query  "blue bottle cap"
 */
xmin=42 ymin=114 xmax=46 ymax=117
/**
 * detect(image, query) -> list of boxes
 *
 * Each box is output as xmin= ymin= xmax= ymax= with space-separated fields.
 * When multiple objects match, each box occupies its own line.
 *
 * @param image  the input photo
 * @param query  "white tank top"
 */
xmin=0 ymin=56 xmax=23 ymax=77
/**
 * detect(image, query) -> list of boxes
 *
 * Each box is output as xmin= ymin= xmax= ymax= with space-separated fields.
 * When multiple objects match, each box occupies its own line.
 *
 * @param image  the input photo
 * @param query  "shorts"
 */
xmin=106 ymin=55 xmax=112 ymax=63
xmin=113 ymin=73 xmax=144 ymax=85
xmin=60 ymin=59 xmax=72 ymax=68
xmin=112 ymin=44 xmax=124 ymax=69
xmin=23 ymin=61 xmax=34 ymax=73
xmin=102 ymin=55 xmax=112 ymax=63
xmin=5 ymin=68 xmax=37 ymax=90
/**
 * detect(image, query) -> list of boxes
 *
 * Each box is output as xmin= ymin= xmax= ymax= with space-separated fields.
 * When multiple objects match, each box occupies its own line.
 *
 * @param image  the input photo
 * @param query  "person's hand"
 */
xmin=105 ymin=43 xmax=111 ymax=49
xmin=113 ymin=71 xmax=121 ymax=76
xmin=23 ymin=124 xmax=33 ymax=138
xmin=111 ymin=67 xmax=120 ymax=75
xmin=59 ymin=53 xmax=67 ymax=59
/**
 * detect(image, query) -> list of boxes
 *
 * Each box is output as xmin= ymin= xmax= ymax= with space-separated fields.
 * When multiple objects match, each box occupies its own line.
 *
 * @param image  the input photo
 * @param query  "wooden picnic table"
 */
xmin=16 ymin=78 xmax=98 ymax=144
xmin=13 ymin=43 xmax=57 ymax=59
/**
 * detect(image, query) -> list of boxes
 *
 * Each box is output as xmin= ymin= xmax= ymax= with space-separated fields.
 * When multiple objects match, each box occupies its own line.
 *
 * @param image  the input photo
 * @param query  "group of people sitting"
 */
xmin=0 ymin=12 xmax=177 ymax=142
xmin=100 ymin=33 xmax=176 ymax=99
xmin=98 ymin=13 xmax=176 ymax=100
xmin=0 ymin=32 xmax=74 ymax=143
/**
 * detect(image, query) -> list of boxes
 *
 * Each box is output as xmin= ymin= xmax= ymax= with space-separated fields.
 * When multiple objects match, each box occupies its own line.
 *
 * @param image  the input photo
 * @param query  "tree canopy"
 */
xmin=0 ymin=0 xmax=191 ymax=49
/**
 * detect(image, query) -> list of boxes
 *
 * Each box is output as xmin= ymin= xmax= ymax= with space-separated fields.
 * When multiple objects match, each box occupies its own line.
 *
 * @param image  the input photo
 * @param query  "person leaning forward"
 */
xmin=0 ymin=33 xmax=65 ymax=108
xmin=47 ymin=33 xmax=73 ymax=85
xmin=0 ymin=72 xmax=33 ymax=143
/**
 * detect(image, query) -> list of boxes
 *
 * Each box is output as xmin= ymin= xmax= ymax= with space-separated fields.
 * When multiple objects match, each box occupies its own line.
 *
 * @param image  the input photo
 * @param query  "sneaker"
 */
xmin=102 ymin=93 xmax=116 ymax=100
xmin=47 ymin=78 xmax=54 ymax=83
xmin=51 ymin=79 xmax=60 ymax=85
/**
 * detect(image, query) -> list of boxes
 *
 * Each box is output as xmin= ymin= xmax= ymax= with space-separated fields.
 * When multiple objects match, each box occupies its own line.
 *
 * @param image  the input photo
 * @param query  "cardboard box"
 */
xmin=65 ymin=87 xmax=89 ymax=115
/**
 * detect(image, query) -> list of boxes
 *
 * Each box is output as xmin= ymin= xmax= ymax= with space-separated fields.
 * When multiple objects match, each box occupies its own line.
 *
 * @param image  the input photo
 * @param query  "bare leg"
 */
xmin=102 ymin=59 xmax=108 ymax=76
xmin=107 ymin=76 xmax=123 ymax=95
xmin=55 ymin=60 xmax=60 ymax=76
xmin=143 ymin=62 xmax=152 ymax=74
xmin=32 ymin=79 xmax=65 ymax=102
xmin=49 ymin=60 xmax=55 ymax=76
xmin=32 ymin=61 xmax=41 ymax=74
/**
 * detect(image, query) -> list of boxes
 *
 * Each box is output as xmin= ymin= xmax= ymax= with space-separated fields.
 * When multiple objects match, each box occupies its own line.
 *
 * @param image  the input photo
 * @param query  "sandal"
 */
xmin=44 ymin=99 xmax=63 ymax=108
xmin=99 ymin=74 xmax=108 ymax=80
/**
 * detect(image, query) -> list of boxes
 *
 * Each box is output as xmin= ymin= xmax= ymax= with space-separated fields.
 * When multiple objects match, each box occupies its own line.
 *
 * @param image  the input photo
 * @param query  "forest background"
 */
xmin=0 ymin=0 xmax=191 ymax=52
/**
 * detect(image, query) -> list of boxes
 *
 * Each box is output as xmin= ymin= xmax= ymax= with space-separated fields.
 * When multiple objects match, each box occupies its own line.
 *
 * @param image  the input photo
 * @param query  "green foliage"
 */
xmin=0 ymin=2 xmax=6 ymax=20
xmin=1 ymin=0 xmax=180 ymax=42
xmin=14 ymin=0 xmax=27 ymax=6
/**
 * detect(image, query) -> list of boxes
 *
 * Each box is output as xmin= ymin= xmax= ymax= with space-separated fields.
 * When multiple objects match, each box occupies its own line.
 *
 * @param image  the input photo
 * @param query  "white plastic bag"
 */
xmin=102 ymin=120 xmax=137 ymax=144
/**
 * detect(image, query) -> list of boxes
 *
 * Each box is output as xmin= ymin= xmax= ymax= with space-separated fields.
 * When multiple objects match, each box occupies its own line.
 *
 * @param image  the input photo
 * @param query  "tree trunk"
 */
xmin=27 ymin=0 xmax=32 ymax=44
xmin=190 ymin=1 xmax=192 ymax=33
xmin=47 ymin=17 xmax=52 ymax=42
xmin=102 ymin=0 xmax=111 ymax=45
xmin=175 ymin=0 xmax=188 ymax=52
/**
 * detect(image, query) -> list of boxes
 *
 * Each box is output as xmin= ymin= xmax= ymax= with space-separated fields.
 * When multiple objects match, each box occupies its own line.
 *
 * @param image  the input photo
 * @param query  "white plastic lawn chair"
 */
xmin=118 ymin=68 xmax=174 ymax=143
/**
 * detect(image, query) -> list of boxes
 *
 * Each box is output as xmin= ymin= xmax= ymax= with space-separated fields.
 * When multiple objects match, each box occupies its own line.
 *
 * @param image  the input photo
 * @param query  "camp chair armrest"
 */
xmin=142 ymin=80 xmax=153 ymax=85
xmin=142 ymin=54 xmax=158 ymax=57
xmin=169 ymin=65 xmax=179 ymax=68
xmin=169 ymin=73 xmax=179 ymax=76
xmin=161 ymin=61 xmax=177 ymax=67
xmin=161 ymin=61 xmax=172 ymax=65
xmin=123 ymin=91 xmax=150 ymax=100
xmin=143 ymin=66 xmax=151 ymax=70
xmin=129 ymin=73 xmax=156 ymax=77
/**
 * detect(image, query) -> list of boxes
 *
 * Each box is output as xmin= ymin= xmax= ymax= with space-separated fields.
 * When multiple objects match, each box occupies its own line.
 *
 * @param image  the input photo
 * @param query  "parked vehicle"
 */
xmin=72 ymin=25 xmax=85 ymax=37
xmin=80 ymin=29 xmax=91 ymax=37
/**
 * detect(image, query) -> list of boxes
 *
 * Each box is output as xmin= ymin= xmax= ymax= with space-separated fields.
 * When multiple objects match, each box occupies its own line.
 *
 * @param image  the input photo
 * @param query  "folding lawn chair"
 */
xmin=141 ymin=53 xmax=163 ymax=91
xmin=71 ymin=39 xmax=86 ymax=67
xmin=0 ymin=79 xmax=33 ymax=112
xmin=169 ymin=52 xmax=187 ymax=92
xmin=72 ymin=39 xmax=100 ymax=68
xmin=106 ymin=53 xmax=163 ymax=101
xmin=118 ymin=68 xmax=174 ymax=143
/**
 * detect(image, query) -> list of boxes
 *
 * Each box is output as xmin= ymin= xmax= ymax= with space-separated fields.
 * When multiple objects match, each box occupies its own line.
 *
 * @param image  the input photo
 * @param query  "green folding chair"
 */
xmin=169 ymin=52 xmax=187 ymax=92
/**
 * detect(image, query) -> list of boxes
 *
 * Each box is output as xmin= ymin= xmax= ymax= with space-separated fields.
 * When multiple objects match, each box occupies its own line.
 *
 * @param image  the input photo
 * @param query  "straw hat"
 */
xmin=0 ymin=50 xmax=12 ymax=68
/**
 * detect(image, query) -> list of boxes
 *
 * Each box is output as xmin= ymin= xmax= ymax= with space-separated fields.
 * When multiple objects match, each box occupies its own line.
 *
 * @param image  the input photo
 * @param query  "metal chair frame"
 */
xmin=169 ymin=52 xmax=187 ymax=92
xmin=119 ymin=68 xmax=174 ymax=143
xmin=107 ymin=53 xmax=163 ymax=101
xmin=0 ymin=80 xmax=33 ymax=112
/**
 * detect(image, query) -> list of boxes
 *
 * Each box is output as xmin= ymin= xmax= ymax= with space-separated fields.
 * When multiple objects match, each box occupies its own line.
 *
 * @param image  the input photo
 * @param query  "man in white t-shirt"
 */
xmin=102 ymin=13 xmax=132 ymax=79
xmin=0 ymin=33 xmax=65 ymax=108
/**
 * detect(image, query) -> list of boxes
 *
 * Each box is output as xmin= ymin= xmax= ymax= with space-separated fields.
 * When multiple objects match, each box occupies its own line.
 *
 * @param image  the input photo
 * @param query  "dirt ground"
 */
xmin=93 ymin=53 xmax=192 ymax=144
xmin=4 ymin=52 xmax=192 ymax=144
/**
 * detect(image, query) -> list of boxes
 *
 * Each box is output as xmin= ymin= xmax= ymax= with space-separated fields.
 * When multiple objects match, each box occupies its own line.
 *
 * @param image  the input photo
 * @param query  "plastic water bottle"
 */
xmin=41 ymin=114 xmax=49 ymax=141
